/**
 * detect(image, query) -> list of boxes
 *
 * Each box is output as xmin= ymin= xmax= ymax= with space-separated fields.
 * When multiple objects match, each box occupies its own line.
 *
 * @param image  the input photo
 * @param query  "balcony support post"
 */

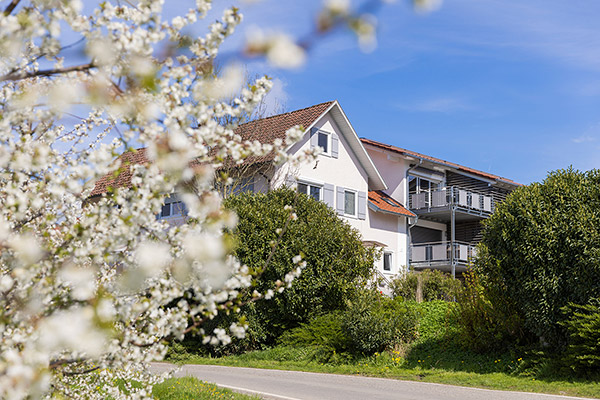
xmin=450 ymin=205 xmax=456 ymax=279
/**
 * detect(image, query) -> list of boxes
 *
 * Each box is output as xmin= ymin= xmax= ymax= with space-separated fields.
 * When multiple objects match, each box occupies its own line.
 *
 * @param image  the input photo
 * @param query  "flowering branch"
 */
xmin=0 ymin=62 xmax=96 ymax=82
xmin=3 ymin=0 xmax=19 ymax=16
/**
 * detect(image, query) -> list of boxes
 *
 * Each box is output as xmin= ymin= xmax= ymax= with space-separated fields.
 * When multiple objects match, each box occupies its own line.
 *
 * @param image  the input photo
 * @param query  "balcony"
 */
xmin=410 ymin=241 xmax=477 ymax=274
xmin=409 ymin=186 xmax=494 ymax=221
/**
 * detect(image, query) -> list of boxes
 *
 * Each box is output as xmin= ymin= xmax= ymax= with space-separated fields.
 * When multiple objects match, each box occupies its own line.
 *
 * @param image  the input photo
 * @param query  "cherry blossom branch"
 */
xmin=3 ymin=0 xmax=19 ymax=16
xmin=0 ymin=62 xmax=95 ymax=82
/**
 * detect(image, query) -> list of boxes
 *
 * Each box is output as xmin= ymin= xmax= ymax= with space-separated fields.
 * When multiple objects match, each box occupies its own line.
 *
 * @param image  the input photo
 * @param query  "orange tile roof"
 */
xmin=89 ymin=148 xmax=151 ymax=197
xmin=368 ymin=190 xmax=415 ymax=217
xmin=90 ymin=102 xmax=336 ymax=197
xmin=361 ymin=138 xmax=520 ymax=186
xmin=233 ymin=101 xmax=334 ymax=163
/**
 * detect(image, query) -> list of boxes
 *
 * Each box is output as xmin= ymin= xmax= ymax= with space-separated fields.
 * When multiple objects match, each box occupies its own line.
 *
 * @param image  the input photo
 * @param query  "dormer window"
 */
xmin=318 ymin=131 xmax=329 ymax=154
xmin=310 ymin=129 xmax=338 ymax=158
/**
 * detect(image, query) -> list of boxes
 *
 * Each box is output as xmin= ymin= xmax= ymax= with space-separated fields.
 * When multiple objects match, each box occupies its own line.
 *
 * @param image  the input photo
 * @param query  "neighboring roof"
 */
xmin=361 ymin=138 xmax=520 ymax=187
xmin=368 ymin=190 xmax=415 ymax=217
xmin=89 ymin=148 xmax=151 ymax=197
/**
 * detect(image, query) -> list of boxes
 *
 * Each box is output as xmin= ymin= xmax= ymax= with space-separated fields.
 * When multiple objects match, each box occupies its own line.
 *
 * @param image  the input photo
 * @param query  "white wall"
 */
xmin=272 ymin=112 xmax=407 ymax=279
xmin=364 ymin=145 xmax=410 ymax=206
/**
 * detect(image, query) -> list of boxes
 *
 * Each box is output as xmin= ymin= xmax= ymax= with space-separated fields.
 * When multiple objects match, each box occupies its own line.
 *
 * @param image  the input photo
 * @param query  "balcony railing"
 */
xmin=409 ymin=186 xmax=494 ymax=213
xmin=410 ymin=241 xmax=477 ymax=266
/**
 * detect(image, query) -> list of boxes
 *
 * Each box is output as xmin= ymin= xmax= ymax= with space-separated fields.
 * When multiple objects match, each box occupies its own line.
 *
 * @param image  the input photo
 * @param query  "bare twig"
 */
xmin=3 ymin=0 xmax=20 ymax=16
xmin=0 ymin=62 xmax=95 ymax=82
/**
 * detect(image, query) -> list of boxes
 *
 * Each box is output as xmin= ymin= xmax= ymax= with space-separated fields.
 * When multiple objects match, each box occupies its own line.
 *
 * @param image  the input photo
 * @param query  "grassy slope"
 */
xmin=153 ymin=377 xmax=261 ymax=400
xmin=171 ymin=349 xmax=600 ymax=399
xmin=168 ymin=300 xmax=600 ymax=399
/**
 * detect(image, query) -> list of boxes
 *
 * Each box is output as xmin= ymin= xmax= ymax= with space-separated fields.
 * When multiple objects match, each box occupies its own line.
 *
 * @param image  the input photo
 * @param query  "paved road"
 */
xmin=150 ymin=363 xmax=595 ymax=400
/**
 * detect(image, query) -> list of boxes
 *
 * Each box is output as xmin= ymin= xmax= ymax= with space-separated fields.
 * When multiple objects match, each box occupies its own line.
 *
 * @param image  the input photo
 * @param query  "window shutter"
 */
xmin=310 ymin=128 xmax=318 ymax=149
xmin=331 ymin=133 xmax=339 ymax=158
xmin=336 ymin=186 xmax=345 ymax=215
xmin=358 ymin=191 xmax=367 ymax=220
xmin=323 ymin=183 xmax=334 ymax=208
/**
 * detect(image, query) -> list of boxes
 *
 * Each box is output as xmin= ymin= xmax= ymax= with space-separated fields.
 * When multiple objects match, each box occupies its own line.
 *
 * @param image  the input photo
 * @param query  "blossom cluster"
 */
xmin=0 ymin=0 xmax=437 ymax=398
xmin=0 ymin=1 xmax=314 ymax=398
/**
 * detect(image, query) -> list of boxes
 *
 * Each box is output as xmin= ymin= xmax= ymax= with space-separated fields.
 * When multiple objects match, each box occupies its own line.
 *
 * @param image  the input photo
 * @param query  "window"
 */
xmin=171 ymin=201 xmax=186 ymax=216
xmin=159 ymin=198 xmax=187 ymax=219
xmin=383 ymin=252 xmax=392 ymax=271
xmin=344 ymin=190 xmax=356 ymax=216
xmin=298 ymin=182 xmax=321 ymax=201
xmin=317 ymin=131 xmax=329 ymax=154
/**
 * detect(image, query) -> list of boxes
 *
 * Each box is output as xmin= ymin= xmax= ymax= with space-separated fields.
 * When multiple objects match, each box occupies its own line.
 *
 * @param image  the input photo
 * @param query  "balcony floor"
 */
xmin=411 ymin=261 xmax=469 ymax=274
xmin=413 ymin=205 xmax=491 ymax=223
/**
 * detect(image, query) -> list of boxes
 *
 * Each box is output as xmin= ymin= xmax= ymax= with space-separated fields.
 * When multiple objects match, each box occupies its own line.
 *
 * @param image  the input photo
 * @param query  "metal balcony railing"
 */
xmin=410 ymin=241 xmax=477 ymax=265
xmin=409 ymin=186 xmax=494 ymax=213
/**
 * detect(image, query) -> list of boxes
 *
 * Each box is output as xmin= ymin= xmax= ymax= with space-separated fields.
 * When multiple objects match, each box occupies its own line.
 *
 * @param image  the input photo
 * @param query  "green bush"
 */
xmin=279 ymin=312 xmax=351 ymax=355
xmin=453 ymin=269 xmax=527 ymax=353
xmin=390 ymin=270 xmax=461 ymax=302
xmin=174 ymin=188 xmax=375 ymax=355
xmin=342 ymin=290 xmax=418 ymax=355
xmin=410 ymin=300 xmax=458 ymax=343
xmin=560 ymin=298 xmax=600 ymax=375
xmin=477 ymin=168 xmax=600 ymax=347
xmin=225 ymin=188 xmax=375 ymax=345
xmin=280 ymin=291 xmax=419 ymax=357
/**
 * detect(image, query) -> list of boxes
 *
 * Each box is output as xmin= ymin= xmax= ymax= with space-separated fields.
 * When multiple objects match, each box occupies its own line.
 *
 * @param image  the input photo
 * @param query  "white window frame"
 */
xmin=297 ymin=180 xmax=323 ymax=201
xmin=159 ymin=195 xmax=186 ymax=219
xmin=343 ymin=189 xmax=357 ymax=217
xmin=383 ymin=252 xmax=392 ymax=272
xmin=317 ymin=130 xmax=331 ymax=156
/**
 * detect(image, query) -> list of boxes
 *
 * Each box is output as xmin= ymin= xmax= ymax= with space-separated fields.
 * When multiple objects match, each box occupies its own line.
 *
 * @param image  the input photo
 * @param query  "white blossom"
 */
xmin=0 ymin=0 xmax=393 ymax=398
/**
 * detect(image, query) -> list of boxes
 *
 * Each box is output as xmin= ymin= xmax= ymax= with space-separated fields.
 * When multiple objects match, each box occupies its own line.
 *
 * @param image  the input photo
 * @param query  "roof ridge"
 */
xmin=238 ymin=100 xmax=335 ymax=127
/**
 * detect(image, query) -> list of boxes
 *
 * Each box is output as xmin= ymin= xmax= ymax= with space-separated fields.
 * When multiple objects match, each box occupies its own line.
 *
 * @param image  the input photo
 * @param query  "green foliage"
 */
xmin=477 ymin=168 xmax=600 ymax=347
xmin=279 ymin=291 xmax=419 ymax=358
xmin=223 ymin=188 xmax=374 ymax=348
xmin=410 ymin=300 xmax=458 ymax=343
xmin=279 ymin=312 xmax=351 ymax=356
xmin=342 ymin=290 xmax=418 ymax=355
xmin=560 ymin=298 xmax=600 ymax=376
xmin=153 ymin=377 xmax=260 ymax=400
xmin=390 ymin=270 xmax=461 ymax=302
xmin=453 ymin=269 xmax=527 ymax=353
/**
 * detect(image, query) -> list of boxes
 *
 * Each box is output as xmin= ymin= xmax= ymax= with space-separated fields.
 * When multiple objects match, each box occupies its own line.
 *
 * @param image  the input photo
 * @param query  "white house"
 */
xmin=232 ymin=101 xmax=416 ymax=283
xmin=90 ymin=100 xmax=519 ymax=284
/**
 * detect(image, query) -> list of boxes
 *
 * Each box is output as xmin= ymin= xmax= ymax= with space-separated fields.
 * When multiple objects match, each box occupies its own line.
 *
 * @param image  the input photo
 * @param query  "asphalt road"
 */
xmin=149 ymin=363 xmax=596 ymax=400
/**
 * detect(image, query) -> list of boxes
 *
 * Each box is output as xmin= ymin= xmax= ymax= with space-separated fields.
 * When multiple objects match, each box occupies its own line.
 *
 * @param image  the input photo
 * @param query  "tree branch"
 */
xmin=3 ymin=0 xmax=20 ymax=16
xmin=0 ymin=62 xmax=95 ymax=82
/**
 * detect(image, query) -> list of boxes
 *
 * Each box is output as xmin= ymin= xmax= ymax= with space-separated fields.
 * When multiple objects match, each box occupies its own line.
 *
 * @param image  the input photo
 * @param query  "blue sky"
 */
xmin=212 ymin=0 xmax=600 ymax=184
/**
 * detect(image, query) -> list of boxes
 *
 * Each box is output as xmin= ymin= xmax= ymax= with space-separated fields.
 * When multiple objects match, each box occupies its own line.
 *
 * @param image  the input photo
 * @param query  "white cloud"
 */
xmin=395 ymin=96 xmax=473 ymax=113
xmin=572 ymin=135 xmax=596 ymax=144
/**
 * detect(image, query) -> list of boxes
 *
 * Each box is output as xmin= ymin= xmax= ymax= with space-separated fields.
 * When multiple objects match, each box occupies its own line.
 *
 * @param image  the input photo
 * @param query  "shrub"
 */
xmin=279 ymin=312 xmax=351 ymax=354
xmin=342 ymin=290 xmax=418 ymax=354
xmin=560 ymin=298 xmax=600 ymax=375
xmin=390 ymin=269 xmax=461 ymax=302
xmin=410 ymin=300 xmax=458 ymax=343
xmin=187 ymin=188 xmax=375 ymax=353
xmin=453 ymin=269 xmax=527 ymax=353
xmin=477 ymin=168 xmax=600 ymax=347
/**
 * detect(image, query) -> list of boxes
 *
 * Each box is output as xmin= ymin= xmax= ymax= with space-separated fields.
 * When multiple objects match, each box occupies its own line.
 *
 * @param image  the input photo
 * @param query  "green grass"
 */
xmin=167 ymin=300 xmax=600 ymax=399
xmin=171 ymin=347 xmax=600 ymax=399
xmin=153 ymin=377 xmax=261 ymax=400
